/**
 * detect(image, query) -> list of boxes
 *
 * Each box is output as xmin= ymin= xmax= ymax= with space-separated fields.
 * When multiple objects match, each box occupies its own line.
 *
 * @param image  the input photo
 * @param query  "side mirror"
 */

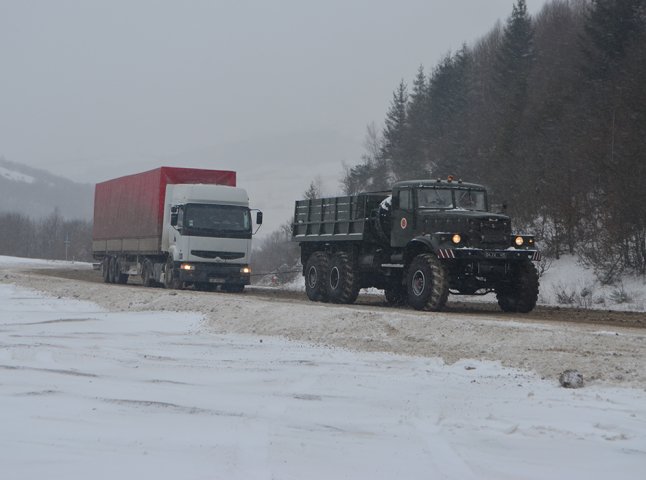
xmin=392 ymin=194 xmax=399 ymax=209
xmin=256 ymin=211 xmax=263 ymax=225
xmin=170 ymin=206 xmax=179 ymax=227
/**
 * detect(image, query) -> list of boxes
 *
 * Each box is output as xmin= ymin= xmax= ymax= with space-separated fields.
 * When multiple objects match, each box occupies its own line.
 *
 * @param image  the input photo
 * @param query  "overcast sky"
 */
xmin=0 ymin=0 xmax=550 ymax=180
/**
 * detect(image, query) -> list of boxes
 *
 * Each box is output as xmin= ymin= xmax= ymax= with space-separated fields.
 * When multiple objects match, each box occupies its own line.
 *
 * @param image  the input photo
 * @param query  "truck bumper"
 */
xmin=436 ymin=248 xmax=541 ymax=262
xmin=176 ymin=262 xmax=251 ymax=285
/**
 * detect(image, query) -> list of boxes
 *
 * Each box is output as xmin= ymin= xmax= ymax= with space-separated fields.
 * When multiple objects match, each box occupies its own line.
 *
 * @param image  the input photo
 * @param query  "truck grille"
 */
xmin=191 ymin=250 xmax=245 ymax=260
xmin=477 ymin=218 xmax=509 ymax=244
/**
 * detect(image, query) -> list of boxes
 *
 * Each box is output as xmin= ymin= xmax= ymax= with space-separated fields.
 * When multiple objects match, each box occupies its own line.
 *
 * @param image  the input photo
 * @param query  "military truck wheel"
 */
xmin=164 ymin=258 xmax=182 ymax=289
xmin=223 ymin=284 xmax=245 ymax=293
xmin=304 ymin=252 xmax=329 ymax=302
xmin=328 ymin=252 xmax=360 ymax=304
xmin=496 ymin=261 xmax=539 ymax=313
xmin=406 ymin=254 xmax=449 ymax=311
xmin=384 ymin=284 xmax=407 ymax=306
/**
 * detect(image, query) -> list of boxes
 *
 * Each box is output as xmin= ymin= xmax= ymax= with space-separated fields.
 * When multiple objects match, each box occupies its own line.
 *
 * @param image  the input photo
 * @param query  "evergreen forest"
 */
xmin=341 ymin=0 xmax=646 ymax=280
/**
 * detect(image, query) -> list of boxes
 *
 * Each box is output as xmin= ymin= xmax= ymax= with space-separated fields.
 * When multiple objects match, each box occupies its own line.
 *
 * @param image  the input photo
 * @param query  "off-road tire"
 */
xmin=328 ymin=252 xmax=360 ymax=304
xmin=496 ymin=261 xmax=539 ymax=313
xmin=223 ymin=284 xmax=245 ymax=293
xmin=164 ymin=258 xmax=182 ymax=290
xmin=406 ymin=254 xmax=449 ymax=311
xmin=304 ymin=251 xmax=329 ymax=302
xmin=384 ymin=283 xmax=407 ymax=306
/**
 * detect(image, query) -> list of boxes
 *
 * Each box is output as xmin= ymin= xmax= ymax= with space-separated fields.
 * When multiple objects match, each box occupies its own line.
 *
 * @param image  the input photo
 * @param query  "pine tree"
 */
xmin=427 ymin=46 xmax=472 ymax=177
xmin=381 ymin=80 xmax=409 ymax=181
xmin=402 ymin=66 xmax=431 ymax=180
xmin=489 ymin=0 xmax=535 ymax=206
xmin=583 ymin=0 xmax=646 ymax=79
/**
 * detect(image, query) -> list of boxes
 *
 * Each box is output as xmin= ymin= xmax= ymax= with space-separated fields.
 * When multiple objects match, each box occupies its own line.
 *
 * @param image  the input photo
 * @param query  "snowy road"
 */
xmin=1 ymin=262 xmax=646 ymax=478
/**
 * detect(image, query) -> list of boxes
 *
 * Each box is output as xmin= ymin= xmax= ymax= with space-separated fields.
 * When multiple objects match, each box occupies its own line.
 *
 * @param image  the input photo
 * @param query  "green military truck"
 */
xmin=292 ymin=177 xmax=541 ymax=313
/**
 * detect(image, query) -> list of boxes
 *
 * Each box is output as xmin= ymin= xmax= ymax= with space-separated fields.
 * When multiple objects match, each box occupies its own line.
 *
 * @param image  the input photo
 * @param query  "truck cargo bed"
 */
xmin=292 ymin=194 xmax=387 ymax=242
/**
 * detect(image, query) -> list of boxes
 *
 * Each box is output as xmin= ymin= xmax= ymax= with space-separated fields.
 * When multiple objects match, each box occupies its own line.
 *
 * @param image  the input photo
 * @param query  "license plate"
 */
xmin=208 ymin=278 xmax=225 ymax=283
xmin=484 ymin=252 xmax=505 ymax=259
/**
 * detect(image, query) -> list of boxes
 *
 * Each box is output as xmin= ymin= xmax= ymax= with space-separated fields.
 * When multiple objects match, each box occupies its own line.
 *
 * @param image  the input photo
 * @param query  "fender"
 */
xmin=167 ymin=245 xmax=179 ymax=262
xmin=404 ymin=234 xmax=443 ymax=264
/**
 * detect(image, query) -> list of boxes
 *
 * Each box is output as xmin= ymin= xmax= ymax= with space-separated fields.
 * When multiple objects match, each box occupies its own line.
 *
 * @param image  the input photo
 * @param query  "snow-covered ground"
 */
xmin=538 ymin=255 xmax=646 ymax=312
xmin=1 ymin=257 xmax=646 ymax=479
xmin=0 ymin=255 xmax=93 ymax=269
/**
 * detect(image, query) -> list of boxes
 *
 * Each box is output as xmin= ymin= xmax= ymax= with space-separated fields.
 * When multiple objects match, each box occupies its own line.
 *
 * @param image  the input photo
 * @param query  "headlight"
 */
xmin=180 ymin=263 xmax=195 ymax=271
xmin=240 ymin=266 xmax=251 ymax=274
xmin=451 ymin=234 xmax=462 ymax=245
xmin=514 ymin=236 xmax=524 ymax=247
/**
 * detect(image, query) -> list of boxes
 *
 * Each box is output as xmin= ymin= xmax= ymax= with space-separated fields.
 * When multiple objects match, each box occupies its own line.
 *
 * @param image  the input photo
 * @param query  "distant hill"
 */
xmin=0 ymin=158 xmax=93 ymax=220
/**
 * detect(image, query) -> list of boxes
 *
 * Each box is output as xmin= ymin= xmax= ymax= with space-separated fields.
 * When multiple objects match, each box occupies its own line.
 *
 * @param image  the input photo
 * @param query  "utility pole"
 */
xmin=64 ymin=233 xmax=71 ymax=261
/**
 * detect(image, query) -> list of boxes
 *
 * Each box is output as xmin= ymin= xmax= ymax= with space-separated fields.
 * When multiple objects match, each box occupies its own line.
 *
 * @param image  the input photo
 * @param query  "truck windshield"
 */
xmin=417 ymin=188 xmax=453 ymax=209
xmin=183 ymin=204 xmax=251 ymax=238
xmin=454 ymin=189 xmax=487 ymax=211
xmin=417 ymin=188 xmax=487 ymax=211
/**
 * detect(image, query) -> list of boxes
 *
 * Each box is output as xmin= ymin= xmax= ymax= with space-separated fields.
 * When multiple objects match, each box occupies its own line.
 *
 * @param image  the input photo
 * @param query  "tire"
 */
xmin=223 ymin=284 xmax=245 ymax=293
xmin=115 ymin=258 xmax=128 ymax=284
xmin=142 ymin=259 xmax=156 ymax=287
xmin=164 ymin=258 xmax=182 ymax=289
xmin=108 ymin=256 xmax=118 ymax=284
xmin=102 ymin=257 xmax=111 ymax=283
xmin=304 ymin=251 xmax=329 ymax=302
xmin=327 ymin=252 xmax=360 ymax=304
xmin=406 ymin=253 xmax=449 ymax=311
xmin=384 ymin=283 xmax=407 ymax=306
xmin=496 ymin=261 xmax=539 ymax=313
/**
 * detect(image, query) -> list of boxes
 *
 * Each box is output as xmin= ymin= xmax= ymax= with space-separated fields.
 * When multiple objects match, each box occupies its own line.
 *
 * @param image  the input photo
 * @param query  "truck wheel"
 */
xmin=108 ymin=256 xmax=119 ymax=284
xmin=223 ymin=284 xmax=245 ymax=293
xmin=328 ymin=252 xmax=360 ymax=304
xmin=496 ymin=261 xmax=539 ymax=313
xmin=304 ymin=252 xmax=329 ymax=302
xmin=142 ymin=260 xmax=155 ymax=287
xmin=406 ymin=254 xmax=449 ymax=311
xmin=384 ymin=285 xmax=407 ymax=306
xmin=102 ymin=257 xmax=111 ymax=283
xmin=164 ymin=258 xmax=182 ymax=289
xmin=115 ymin=259 xmax=128 ymax=284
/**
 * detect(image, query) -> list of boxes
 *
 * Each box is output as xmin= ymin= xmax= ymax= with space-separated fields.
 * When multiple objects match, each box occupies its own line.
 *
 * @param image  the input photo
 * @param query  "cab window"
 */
xmin=399 ymin=189 xmax=412 ymax=210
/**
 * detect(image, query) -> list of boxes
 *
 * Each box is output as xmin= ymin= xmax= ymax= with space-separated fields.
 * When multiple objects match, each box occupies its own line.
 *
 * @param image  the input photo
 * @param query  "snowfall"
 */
xmin=1 ymin=256 xmax=645 ymax=480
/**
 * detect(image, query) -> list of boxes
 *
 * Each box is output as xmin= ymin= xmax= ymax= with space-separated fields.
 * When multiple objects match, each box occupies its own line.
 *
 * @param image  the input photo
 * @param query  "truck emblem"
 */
xmin=401 ymin=217 xmax=408 ymax=229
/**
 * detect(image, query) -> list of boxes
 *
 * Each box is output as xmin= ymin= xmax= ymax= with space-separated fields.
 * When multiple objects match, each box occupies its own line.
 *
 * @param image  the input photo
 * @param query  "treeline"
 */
xmin=0 ymin=211 xmax=93 ymax=262
xmin=343 ymin=0 xmax=646 ymax=279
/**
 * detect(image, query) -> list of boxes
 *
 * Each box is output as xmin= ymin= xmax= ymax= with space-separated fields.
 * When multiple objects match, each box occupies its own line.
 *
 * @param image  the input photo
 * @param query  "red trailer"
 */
xmin=93 ymin=167 xmax=236 ymax=255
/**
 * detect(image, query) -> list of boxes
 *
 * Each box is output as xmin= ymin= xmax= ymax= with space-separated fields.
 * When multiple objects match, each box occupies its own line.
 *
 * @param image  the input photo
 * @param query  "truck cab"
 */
xmin=162 ymin=184 xmax=260 ymax=291
xmin=390 ymin=178 xmax=535 ymax=253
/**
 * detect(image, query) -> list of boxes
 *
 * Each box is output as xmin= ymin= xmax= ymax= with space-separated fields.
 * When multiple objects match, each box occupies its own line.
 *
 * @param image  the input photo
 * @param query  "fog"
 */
xmin=0 ymin=0 xmax=548 ymax=234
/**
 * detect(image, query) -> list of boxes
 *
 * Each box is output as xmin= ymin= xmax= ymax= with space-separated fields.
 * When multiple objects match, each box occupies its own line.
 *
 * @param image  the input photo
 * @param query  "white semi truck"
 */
xmin=92 ymin=167 xmax=262 ymax=292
